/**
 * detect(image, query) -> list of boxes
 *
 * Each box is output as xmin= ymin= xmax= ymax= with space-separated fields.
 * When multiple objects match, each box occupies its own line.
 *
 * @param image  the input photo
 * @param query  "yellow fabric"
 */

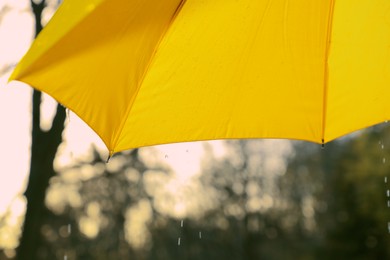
xmin=9 ymin=0 xmax=390 ymax=153
xmin=326 ymin=0 xmax=390 ymax=141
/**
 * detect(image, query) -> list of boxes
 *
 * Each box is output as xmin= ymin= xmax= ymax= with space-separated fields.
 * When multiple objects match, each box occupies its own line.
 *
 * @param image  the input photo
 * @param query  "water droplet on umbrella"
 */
xmin=199 ymin=231 xmax=202 ymax=239
xmin=180 ymin=220 xmax=183 ymax=227
xmin=178 ymin=237 xmax=181 ymax=246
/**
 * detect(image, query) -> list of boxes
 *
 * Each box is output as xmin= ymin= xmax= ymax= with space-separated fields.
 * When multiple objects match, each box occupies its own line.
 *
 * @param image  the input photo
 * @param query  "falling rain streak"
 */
xmin=64 ymin=224 xmax=71 ymax=260
xmin=388 ymin=222 xmax=390 ymax=233
xmin=199 ymin=231 xmax=202 ymax=239
xmin=382 ymin=140 xmax=390 ymax=233
xmin=181 ymin=220 xmax=183 ymax=228
xmin=177 ymin=237 xmax=181 ymax=246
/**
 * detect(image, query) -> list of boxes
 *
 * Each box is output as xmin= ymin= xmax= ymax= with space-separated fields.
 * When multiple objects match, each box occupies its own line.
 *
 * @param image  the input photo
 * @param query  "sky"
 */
xmin=0 ymin=0 xmax=35 ymax=215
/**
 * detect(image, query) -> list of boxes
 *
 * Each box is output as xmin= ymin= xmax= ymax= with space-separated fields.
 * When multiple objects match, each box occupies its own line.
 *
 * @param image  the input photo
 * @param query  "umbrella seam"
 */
xmin=111 ymin=0 xmax=188 ymax=152
xmin=321 ymin=0 xmax=335 ymax=144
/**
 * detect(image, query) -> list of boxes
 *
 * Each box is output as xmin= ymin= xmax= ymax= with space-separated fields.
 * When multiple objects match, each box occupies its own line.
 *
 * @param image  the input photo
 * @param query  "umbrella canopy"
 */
xmin=9 ymin=0 xmax=390 ymax=154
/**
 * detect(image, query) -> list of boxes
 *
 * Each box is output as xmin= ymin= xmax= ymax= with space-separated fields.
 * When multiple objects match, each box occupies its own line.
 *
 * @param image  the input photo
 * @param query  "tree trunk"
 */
xmin=17 ymin=1 xmax=66 ymax=259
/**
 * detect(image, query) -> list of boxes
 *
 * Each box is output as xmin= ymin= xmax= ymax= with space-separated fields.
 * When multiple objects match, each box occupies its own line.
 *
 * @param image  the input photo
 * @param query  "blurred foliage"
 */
xmin=281 ymin=125 xmax=390 ymax=259
xmin=2 ymin=125 xmax=390 ymax=259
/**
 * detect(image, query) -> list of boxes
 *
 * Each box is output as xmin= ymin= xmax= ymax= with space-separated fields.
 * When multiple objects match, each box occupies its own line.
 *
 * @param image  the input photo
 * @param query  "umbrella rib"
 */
xmin=111 ymin=0 xmax=188 ymax=152
xmin=321 ymin=0 xmax=335 ymax=144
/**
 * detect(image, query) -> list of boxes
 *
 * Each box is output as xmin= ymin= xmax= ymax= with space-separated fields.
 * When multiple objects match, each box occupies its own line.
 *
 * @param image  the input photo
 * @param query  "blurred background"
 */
xmin=1 ymin=1 xmax=390 ymax=259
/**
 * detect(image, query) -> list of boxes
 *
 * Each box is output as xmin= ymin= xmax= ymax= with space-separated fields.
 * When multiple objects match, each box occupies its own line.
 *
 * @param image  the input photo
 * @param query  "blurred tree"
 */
xmin=282 ymin=125 xmax=390 ymax=259
xmin=198 ymin=140 xmax=308 ymax=260
xmin=37 ymin=146 xmax=220 ymax=260
xmin=33 ymin=146 xmax=214 ymax=260
xmin=279 ymin=140 xmax=343 ymax=258
xmin=317 ymin=126 xmax=390 ymax=259
xmin=37 ymin=148 xmax=159 ymax=259
xmin=8 ymin=113 xmax=390 ymax=260
xmin=15 ymin=1 xmax=66 ymax=259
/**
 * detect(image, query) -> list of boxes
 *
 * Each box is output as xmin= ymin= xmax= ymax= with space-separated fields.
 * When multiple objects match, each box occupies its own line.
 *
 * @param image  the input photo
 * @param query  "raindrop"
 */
xmin=387 ymin=190 xmax=390 ymax=197
xmin=177 ymin=237 xmax=181 ymax=246
xmin=388 ymin=222 xmax=390 ymax=233
xmin=165 ymin=154 xmax=168 ymax=159
xmin=66 ymin=108 xmax=71 ymax=123
xmin=64 ymin=255 xmax=67 ymax=260
xmin=387 ymin=200 xmax=390 ymax=207
xmin=199 ymin=231 xmax=202 ymax=239
xmin=382 ymin=144 xmax=385 ymax=149
xmin=68 ymin=224 xmax=71 ymax=234
xmin=383 ymin=158 xmax=386 ymax=164
xmin=385 ymin=177 xmax=388 ymax=183
xmin=186 ymin=149 xmax=189 ymax=153
xmin=180 ymin=220 xmax=183 ymax=228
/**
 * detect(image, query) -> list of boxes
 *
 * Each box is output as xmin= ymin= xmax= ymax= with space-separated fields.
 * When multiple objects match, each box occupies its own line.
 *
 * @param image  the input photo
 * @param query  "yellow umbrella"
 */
xmin=9 ymin=0 xmax=390 ymax=155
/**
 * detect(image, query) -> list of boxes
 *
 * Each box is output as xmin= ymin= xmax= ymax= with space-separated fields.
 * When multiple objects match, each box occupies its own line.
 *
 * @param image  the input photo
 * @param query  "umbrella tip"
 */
xmin=106 ymin=151 xmax=114 ymax=163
